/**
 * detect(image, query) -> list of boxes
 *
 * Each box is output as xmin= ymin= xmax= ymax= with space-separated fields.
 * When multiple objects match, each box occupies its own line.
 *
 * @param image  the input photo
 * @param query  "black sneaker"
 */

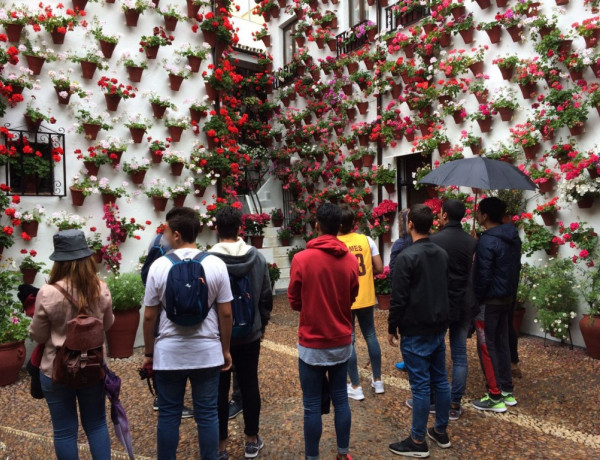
xmin=426 ymin=428 xmax=451 ymax=449
xmin=449 ymin=405 xmax=463 ymax=421
xmin=229 ymin=399 xmax=243 ymax=419
xmin=182 ymin=406 xmax=194 ymax=418
xmin=389 ymin=437 xmax=429 ymax=457
xmin=245 ymin=435 xmax=264 ymax=458
xmin=153 ymin=396 xmax=159 ymax=411
xmin=218 ymin=451 xmax=229 ymax=460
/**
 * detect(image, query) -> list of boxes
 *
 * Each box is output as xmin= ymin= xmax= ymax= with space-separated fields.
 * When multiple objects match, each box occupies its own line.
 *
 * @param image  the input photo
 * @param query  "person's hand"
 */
xmin=142 ymin=356 xmax=153 ymax=371
xmin=221 ymin=351 xmax=232 ymax=371
xmin=388 ymin=333 xmax=398 ymax=347
xmin=470 ymin=227 xmax=478 ymax=240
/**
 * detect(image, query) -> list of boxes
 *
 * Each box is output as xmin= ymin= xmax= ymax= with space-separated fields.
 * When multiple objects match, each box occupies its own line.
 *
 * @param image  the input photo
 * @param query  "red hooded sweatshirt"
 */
xmin=288 ymin=235 xmax=359 ymax=349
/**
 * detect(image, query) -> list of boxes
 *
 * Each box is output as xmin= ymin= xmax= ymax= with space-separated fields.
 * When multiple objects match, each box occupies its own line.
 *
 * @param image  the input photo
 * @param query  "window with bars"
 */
xmin=282 ymin=20 xmax=297 ymax=65
xmin=349 ymin=0 xmax=368 ymax=27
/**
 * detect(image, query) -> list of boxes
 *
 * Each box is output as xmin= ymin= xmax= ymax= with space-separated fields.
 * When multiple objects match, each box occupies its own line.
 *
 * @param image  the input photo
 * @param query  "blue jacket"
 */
xmin=473 ymin=223 xmax=522 ymax=304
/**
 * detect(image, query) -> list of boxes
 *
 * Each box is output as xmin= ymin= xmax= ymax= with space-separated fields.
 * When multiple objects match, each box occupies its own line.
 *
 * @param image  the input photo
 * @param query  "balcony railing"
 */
xmin=273 ymin=63 xmax=299 ymax=90
xmin=336 ymin=20 xmax=371 ymax=58
xmin=385 ymin=3 xmax=430 ymax=32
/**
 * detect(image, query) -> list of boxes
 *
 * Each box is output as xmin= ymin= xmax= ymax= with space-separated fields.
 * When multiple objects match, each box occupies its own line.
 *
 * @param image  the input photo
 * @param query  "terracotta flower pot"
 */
xmin=568 ymin=123 xmax=585 ymax=136
xmin=169 ymin=74 xmax=184 ymax=91
xmin=250 ymin=235 xmax=264 ymax=249
xmin=21 ymin=267 xmax=38 ymax=285
xmin=540 ymin=210 xmax=557 ymax=226
xmin=194 ymin=184 xmax=206 ymax=196
xmin=496 ymin=0 xmax=508 ymax=6
xmin=577 ymin=194 xmax=595 ymax=209
xmin=25 ymin=55 xmax=46 ymax=75
xmin=172 ymin=194 xmax=187 ymax=207
xmin=545 ymin=241 xmax=559 ymax=256
xmin=580 ymin=315 xmax=600 ymax=359
xmin=4 ymin=23 xmax=24 ymax=43
xmin=203 ymin=30 xmax=217 ymax=47
xmin=497 ymin=107 xmax=514 ymax=122
xmin=187 ymin=0 xmax=201 ymax=18
xmin=518 ymin=82 xmax=537 ymax=99
xmin=24 ymin=115 xmax=42 ymax=132
xmin=187 ymin=55 xmax=202 ymax=73
xmin=170 ymin=162 xmax=184 ymax=176
xmin=152 ymin=196 xmax=168 ymax=211
xmin=477 ymin=116 xmax=493 ymax=133
xmin=506 ymin=25 xmax=522 ymax=42
xmin=486 ymin=26 xmax=502 ymax=44
xmin=82 ymin=123 xmax=101 ymax=140
xmin=168 ymin=126 xmax=184 ymax=142
xmin=376 ymin=294 xmax=391 ymax=311
xmin=106 ymin=308 xmax=140 ymax=359
xmin=70 ymin=187 xmax=86 ymax=206
xmin=470 ymin=139 xmax=482 ymax=156
xmin=21 ymin=220 xmax=39 ymax=238
xmin=129 ymin=170 xmax=146 ymax=185
xmin=144 ymin=45 xmax=160 ymax=59
xmin=164 ymin=15 xmax=178 ymax=31
xmin=151 ymin=102 xmax=167 ymax=119
xmin=101 ymin=193 xmax=118 ymax=205
xmin=384 ymin=184 xmax=396 ymax=194
xmin=104 ymin=93 xmax=121 ymax=111
xmin=83 ymin=161 xmax=100 ymax=176
xmin=476 ymin=0 xmax=491 ymax=8
xmin=124 ymin=8 xmax=140 ymax=27
xmin=72 ymin=0 xmax=88 ymax=10
xmin=129 ymin=127 xmax=146 ymax=143
xmin=54 ymin=86 xmax=71 ymax=105
xmin=99 ymin=39 xmax=116 ymax=59
xmin=93 ymin=250 xmax=103 ymax=264
xmin=357 ymin=102 xmax=368 ymax=115
xmin=50 ymin=28 xmax=67 ymax=44
xmin=538 ymin=179 xmax=555 ymax=194
xmin=362 ymin=154 xmax=375 ymax=167
xmin=0 ymin=341 xmax=26 ymax=386
xmin=459 ymin=27 xmax=474 ymax=44
xmin=109 ymin=151 xmax=123 ymax=166
xmin=523 ymin=143 xmax=540 ymax=160
xmin=126 ymin=66 xmax=144 ymax=82
xmin=499 ymin=65 xmax=514 ymax=81
xmin=80 ymin=60 xmax=98 ymax=79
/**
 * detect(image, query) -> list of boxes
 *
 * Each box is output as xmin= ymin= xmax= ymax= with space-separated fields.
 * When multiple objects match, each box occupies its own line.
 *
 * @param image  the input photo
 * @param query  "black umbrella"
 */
xmin=418 ymin=157 xmax=537 ymax=227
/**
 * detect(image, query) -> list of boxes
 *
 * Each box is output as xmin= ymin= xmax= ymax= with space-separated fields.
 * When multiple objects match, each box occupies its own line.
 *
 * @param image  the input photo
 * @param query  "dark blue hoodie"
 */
xmin=473 ymin=223 xmax=522 ymax=304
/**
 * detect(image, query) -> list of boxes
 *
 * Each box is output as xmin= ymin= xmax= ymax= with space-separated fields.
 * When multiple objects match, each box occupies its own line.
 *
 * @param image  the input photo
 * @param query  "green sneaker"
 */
xmin=472 ymin=394 xmax=507 ymax=413
xmin=501 ymin=391 xmax=517 ymax=407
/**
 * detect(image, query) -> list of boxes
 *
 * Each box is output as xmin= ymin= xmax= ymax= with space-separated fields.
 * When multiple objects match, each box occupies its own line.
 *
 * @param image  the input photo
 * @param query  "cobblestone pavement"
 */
xmin=1 ymin=295 xmax=600 ymax=459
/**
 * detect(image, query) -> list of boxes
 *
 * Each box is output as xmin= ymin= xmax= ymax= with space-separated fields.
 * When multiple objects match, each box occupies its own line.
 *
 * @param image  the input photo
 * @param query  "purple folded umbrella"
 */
xmin=104 ymin=365 xmax=135 ymax=459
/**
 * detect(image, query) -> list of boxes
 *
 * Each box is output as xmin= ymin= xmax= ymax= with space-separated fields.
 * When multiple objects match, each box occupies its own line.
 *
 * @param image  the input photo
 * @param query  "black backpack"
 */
xmin=141 ymin=234 xmax=169 ymax=286
xmin=229 ymin=273 xmax=254 ymax=339
xmin=164 ymin=252 xmax=211 ymax=326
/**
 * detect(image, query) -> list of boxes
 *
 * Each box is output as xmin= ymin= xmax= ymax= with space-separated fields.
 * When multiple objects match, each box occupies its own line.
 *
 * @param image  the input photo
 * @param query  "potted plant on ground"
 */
xmin=267 ymin=262 xmax=280 ymax=291
xmin=243 ymin=213 xmax=271 ymax=248
xmin=105 ymin=272 xmax=144 ymax=358
xmin=577 ymin=261 xmax=600 ymax=359
xmin=277 ymin=226 xmax=292 ymax=246
xmin=531 ymin=259 xmax=579 ymax=341
xmin=0 ymin=266 xmax=30 ymax=386
xmin=374 ymin=266 xmax=391 ymax=310
xmin=19 ymin=250 xmax=44 ymax=284
xmin=271 ymin=208 xmax=284 ymax=227
xmin=514 ymin=263 xmax=535 ymax=335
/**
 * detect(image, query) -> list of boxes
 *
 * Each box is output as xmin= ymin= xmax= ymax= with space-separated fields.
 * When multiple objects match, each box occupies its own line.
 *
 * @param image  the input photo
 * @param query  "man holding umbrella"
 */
xmin=472 ymin=197 xmax=522 ymax=412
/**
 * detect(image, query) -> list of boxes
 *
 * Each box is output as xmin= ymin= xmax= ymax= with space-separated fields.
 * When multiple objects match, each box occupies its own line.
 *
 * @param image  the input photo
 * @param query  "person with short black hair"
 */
xmin=288 ymin=203 xmax=359 ymax=460
xmin=337 ymin=205 xmax=385 ymax=400
xmin=472 ymin=197 xmax=522 ymax=413
xmin=143 ymin=206 xmax=234 ymax=460
xmin=211 ymin=206 xmax=273 ymax=459
xmin=388 ymin=204 xmax=451 ymax=457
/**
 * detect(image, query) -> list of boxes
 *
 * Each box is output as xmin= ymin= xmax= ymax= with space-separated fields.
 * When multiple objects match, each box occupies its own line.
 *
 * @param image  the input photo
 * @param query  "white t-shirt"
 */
xmin=366 ymin=236 xmax=380 ymax=257
xmin=143 ymin=247 xmax=233 ymax=371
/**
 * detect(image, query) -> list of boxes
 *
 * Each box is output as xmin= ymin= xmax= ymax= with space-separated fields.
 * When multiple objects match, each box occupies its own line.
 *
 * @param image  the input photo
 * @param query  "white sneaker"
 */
xmin=371 ymin=379 xmax=385 ymax=394
xmin=347 ymin=384 xmax=365 ymax=401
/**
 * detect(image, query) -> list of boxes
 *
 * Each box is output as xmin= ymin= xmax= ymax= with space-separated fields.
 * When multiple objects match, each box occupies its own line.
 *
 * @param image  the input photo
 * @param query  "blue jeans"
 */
xmin=401 ymin=333 xmax=450 ymax=442
xmin=155 ymin=367 xmax=221 ymax=460
xmin=40 ymin=372 xmax=111 ymax=460
xmin=347 ymin=307 xmax=382 ymax=386
xmin=449 ymin=320 xmax=469 ymax=405
xmin=298 ymin=359 xmax=351 ymax=460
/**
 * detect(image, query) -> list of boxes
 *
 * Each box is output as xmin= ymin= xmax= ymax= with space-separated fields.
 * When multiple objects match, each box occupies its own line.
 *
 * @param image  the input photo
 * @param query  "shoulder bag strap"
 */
xmin=52 ymin=284 xmax=84 ymax=314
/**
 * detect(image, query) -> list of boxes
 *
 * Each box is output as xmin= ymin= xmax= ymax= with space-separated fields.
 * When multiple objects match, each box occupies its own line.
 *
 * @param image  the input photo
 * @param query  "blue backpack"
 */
xmin=141 ymin=234 xmax=169 ymax=286
xmin=229 ymin=273 xmax=254 ymax=338
xmin=164 ymin=252 xmax=211 ymax=326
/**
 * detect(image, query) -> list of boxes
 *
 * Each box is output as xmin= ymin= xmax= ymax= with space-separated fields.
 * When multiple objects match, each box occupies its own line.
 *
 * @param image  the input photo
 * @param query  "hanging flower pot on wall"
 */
xmin=80 ymin=60 xmax=98 ymax=79
xmin=84 ymin=161 xmax=100 ymax=176
xmin=170 ymin=161 xmax=184 ymax=176
xmin=4 ymin=23 xmax=24 ymax=42
xmin=186 ymin=0 xmax=201 ymax=18
xmin=151 ymin=103 xmax=167 ymax=119
xmin=72 ymin=0 xmax=88 ymax=10
xmin=129 ymin=170 xmax=146 ymax=185
xmin=152 ymin=196 xmax=168 ymax=211
xmin=50 ymin=28 xmax=67 ymax=45
xmin=21 ymin=220 xmax=39 ymax=238
xmin=99 ymin=39 xmax=116 ymax=58
xmin=577 ymin=194 xmax=595 ymax=208
xmin=129 ymin=127 xmax=146 ymax=143
xmin=540 ymin=210 xmax=557 ymax=226
xmin=187 ymin=55 xmax=202 ymax=72
xmin=54 ymin=87 xmax=71 ymax=105
xmin=168 ymin=74 xmax=184 ymax=91
xmin=82 ymin=123 xmax=101 ymax=140
xmin=164 ymin=15 xmax=178 ymax=31
xmin=104 ymin=93 xmax=121 ymax=111
xmin=70 ymin=187 xmax=86 ymax=206
xmin=124 ymin=8 xmax=140 ymax=27
xmin=25 ymin=55 xmax=45 ymax=75
xmin=168 ymin=126 xmax=184 ymax=142
xmin=172 ymin=194 xmax=187 ymax=207
xmin=144 ymin=45 xmax=160 ymax=59
xmin=126 ymin=66 xmax=144 ymax=82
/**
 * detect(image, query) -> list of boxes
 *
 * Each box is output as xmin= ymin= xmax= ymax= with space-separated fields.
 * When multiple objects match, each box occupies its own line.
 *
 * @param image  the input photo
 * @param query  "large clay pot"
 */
xmin=580 ymin=314 xmax=600 ymax=359
xmin=106 ymin=308 xmax=140 ymax=359
xmin=0 ymin=341 xmax=26 ymax=386
xmin=376 ymin=294 xmax=391 ymax=311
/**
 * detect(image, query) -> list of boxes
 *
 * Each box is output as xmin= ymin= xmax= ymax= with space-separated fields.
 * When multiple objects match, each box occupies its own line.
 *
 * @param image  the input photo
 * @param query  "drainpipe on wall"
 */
xmin=376 ymin=1 xmax=384 ymax=263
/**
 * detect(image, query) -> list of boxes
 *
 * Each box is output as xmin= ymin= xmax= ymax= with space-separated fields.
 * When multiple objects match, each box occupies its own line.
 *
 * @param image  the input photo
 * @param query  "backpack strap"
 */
xmin=52 ymin=284 xmax=84 ymax=314
xmin=166 ymin=252 xmax=181 ymax=265
xmin=166 ymin=251 xmax=209 ymax=265
xmin=154 ymin=234 xmax=166 ymax=256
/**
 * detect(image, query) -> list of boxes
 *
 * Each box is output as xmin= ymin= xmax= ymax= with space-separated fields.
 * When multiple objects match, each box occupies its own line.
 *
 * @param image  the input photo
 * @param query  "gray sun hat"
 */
xmin=49 ymin=229 xmax=94 ymax=262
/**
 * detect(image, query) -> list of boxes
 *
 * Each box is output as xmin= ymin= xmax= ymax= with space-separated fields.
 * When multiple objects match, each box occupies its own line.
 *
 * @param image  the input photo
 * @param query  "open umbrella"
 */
xmin=418 ymin=157 xmax=537 ymax=226
xmin=104 ymin=365 xmax=135 ymax=459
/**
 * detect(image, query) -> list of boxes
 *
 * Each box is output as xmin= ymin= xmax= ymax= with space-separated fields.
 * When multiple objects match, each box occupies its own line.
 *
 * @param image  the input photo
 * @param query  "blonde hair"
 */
xmin=48 ymin=256 xmax=101 ymax=313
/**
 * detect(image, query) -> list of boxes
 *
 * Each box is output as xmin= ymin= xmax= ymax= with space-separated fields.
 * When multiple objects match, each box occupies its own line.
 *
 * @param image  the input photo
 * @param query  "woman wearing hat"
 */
xmin=30 ymin=229 xmax=114 ymax=460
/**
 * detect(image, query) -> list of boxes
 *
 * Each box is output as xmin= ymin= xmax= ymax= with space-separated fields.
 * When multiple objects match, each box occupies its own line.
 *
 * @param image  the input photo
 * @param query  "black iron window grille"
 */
xmin=1 ymin=125 xmax=67 ymax=197
xmin=336 ymin=20 xmax=372 ymax=57
xmin=385 ymin=3 xmax=430 ymax=32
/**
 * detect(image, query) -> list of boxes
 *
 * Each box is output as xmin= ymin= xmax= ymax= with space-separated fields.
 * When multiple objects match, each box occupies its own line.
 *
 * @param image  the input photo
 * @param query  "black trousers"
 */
xmin=483 ymin=304 xmax=513 ymax=394
xmin=218 ymin=338 xmax=261 ymax=440
xmin=508 ymin=303 xmax=520 ymax=364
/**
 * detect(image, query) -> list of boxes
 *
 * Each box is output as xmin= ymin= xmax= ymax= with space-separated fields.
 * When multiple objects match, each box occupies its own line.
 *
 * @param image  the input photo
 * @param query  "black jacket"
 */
xmin=473 ymin=223 xmax=522 ymax=304
xmin=388 ymin=238 xmax=449 ymax=337
xmin=430 ymin=222 xmax=477 ymax=325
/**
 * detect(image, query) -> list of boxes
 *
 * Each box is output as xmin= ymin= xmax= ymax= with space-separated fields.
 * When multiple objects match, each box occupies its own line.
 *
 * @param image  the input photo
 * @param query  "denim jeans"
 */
xmin=449 ymin=320 xmax=469 ymax=405
xmin=347 ymin=306 xmax=382 ymax=386
xmin=298 ymin=359 xmax=351 ymax=460
xmin=155 ymin=366 xmax=221 ymax=460
xmin=401 ymin=333 xmax=450 ymax=442
xmin=40 ymin=372 xmax=111 ymax=460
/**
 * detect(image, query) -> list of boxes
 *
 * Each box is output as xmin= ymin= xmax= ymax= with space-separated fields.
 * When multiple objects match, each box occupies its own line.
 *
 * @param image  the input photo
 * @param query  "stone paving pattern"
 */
xmin=1 ymin=295 xmax=600 ymax=459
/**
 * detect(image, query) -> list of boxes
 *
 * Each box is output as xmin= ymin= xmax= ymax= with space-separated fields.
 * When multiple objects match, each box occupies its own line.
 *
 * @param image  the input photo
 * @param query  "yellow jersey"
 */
xmin=338 ymin=233 xmax=376 ymax=310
